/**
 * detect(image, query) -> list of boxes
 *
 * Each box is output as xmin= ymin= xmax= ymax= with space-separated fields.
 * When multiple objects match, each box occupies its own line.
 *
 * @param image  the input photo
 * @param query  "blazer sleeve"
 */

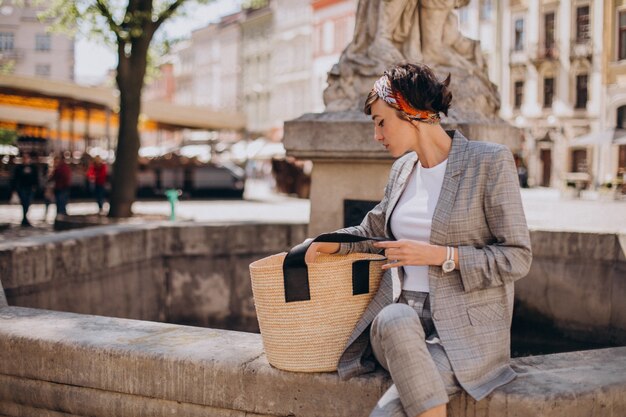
xmin=457 ymin=148 xmax=532 ymax=292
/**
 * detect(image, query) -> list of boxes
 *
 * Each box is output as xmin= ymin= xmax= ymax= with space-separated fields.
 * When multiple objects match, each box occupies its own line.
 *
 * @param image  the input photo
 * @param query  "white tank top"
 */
xmin=389 ymin=159 xmax=447 ymax=292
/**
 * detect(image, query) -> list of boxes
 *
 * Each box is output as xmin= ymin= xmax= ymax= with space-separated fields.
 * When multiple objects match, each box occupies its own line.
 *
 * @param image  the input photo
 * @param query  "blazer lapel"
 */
xmin=384 ymin=152 xmax=418 ymax=237
xmin=430 ymin=130 xmax=469 ymax=246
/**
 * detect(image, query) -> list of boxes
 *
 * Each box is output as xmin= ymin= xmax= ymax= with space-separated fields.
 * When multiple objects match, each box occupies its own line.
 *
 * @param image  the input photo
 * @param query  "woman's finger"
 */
xmin=382 ymin=260 xmax=403 ymax=270
xmin=373 ymin=241 xmax=401 ymax=248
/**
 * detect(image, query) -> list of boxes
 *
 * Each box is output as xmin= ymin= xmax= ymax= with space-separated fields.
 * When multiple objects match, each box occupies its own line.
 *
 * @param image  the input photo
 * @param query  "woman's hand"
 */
xmin=304 ymin=240 xmax=340 ymax=264
xmin=373 ymin=240 xmax=447 ymax=270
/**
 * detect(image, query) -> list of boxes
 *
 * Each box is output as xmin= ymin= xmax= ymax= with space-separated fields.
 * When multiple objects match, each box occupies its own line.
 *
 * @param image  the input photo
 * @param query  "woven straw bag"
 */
xmin=249 ymin=233 xmax=386 ymax=372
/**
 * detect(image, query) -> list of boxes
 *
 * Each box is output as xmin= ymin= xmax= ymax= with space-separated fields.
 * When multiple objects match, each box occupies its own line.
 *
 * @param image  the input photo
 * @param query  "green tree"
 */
xmin=0 ymin=128 xmax=17 ymax=145
xmin=43 ymin=0 xmax=211 ymax=217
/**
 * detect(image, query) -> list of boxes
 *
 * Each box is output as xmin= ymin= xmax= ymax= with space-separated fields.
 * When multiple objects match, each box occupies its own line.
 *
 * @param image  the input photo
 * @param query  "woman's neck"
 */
xmin=413 ymin=125 xmax=452 ymax=168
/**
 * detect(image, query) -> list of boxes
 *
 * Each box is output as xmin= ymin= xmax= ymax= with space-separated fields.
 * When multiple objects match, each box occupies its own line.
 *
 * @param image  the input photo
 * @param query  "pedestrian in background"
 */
xmin=86 ymin=155 xmax=108 ymax=214
xmin=10 ymin=152 xmax=40 ymax=227
xmin=50 ymin=154 xmax=71 ymax=217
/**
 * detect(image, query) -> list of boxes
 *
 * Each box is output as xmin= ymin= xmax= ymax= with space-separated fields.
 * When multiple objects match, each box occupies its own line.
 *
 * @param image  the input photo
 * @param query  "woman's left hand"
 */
xmin=373 ymin=239 xmax=443 ymax=270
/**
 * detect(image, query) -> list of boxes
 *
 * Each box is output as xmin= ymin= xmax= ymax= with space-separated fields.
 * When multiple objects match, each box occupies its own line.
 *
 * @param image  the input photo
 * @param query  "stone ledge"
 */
xmin=0 ymin=306 xmax=624 ymax=417
xmin=283 ymin=111 xmax=522 ymax=160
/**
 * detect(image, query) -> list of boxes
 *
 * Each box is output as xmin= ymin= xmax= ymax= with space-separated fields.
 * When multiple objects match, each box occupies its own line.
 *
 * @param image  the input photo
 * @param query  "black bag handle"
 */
xmin=282 ymin=233 xmax=386 ymax=303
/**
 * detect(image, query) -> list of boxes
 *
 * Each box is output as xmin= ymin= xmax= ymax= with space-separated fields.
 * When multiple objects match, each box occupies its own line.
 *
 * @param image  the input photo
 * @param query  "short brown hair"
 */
xmin=364 ymin=63 xmax=452 ymax=118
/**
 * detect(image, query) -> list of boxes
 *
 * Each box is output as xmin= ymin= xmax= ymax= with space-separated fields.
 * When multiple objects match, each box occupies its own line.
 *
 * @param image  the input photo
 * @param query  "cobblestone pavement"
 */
xmin=0 ymin=185 xmax=624 ymax=243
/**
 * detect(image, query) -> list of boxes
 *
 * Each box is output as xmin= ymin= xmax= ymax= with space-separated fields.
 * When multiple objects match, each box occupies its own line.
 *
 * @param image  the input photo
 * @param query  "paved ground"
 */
xmin=0 ymin=182 xmax=624 ymax=243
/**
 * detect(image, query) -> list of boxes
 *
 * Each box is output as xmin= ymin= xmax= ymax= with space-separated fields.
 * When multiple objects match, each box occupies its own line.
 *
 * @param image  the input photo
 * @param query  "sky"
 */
xmin=75 ymin=0 xmax=242 ymax=84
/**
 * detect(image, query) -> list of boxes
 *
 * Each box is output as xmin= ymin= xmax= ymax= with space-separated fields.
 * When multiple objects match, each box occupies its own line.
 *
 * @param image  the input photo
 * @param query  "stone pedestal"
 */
xmin=284 ymin=111 xmax=522 ymax=236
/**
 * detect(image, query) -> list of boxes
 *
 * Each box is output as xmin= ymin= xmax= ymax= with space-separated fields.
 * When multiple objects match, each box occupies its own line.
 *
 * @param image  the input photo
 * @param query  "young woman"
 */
xmin=307 ymin=63 xmax=532 ymax=417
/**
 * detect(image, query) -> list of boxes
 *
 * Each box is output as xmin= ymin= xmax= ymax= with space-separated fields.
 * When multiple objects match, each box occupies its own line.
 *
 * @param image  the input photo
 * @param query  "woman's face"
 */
xmin=370 ymin=99 xmax=418 ymax=158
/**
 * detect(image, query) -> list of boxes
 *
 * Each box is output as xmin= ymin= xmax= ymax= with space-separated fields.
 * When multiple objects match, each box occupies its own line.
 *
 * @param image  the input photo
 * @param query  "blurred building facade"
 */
xmin=240 ymin=1 xmax=274 ymax=136
xmin=0 ymin=1 xmax=74 ymax=80
xmin=602 ymin=0 xmax=626 ymax=186
xmin=494 ymin=0 xmax=604 ymax=189
xmin=456 ymin=0 xmax=501 ymax=86
xmin=311 ymin=0 xmax=356 ymax=113
xmin=142 ymin=0 xmax=626 ymax=190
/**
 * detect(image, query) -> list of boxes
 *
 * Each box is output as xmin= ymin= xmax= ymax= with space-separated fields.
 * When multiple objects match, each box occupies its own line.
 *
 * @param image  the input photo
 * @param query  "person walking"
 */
xmin=50 ymin=155 xmax=71 ymax=217
xmin=86 ymin=156 xmax=108 ymax=214
xmin=307 ymin=63 xmax=532 ymax=417
xmin=10 ymin=152 xmax=40 ymax=227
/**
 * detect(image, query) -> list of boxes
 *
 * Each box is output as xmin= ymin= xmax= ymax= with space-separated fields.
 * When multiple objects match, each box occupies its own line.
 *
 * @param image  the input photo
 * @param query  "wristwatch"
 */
xmin=442 ymin=246 xmax=456 ymax=273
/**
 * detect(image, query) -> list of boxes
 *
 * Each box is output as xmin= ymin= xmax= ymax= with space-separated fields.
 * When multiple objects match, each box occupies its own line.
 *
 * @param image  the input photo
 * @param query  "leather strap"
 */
xmin=283 ymin=233 xmax=386 ymax=303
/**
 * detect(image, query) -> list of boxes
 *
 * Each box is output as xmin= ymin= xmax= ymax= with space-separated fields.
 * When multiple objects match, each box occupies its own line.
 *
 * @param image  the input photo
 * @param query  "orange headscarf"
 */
xmin=373 ymin=75 xmax=441 ymax=124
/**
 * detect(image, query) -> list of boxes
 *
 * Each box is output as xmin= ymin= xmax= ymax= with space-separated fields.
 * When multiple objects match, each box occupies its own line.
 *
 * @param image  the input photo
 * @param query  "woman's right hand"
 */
xmin=304 ymin=240 xmax=340 ymax=264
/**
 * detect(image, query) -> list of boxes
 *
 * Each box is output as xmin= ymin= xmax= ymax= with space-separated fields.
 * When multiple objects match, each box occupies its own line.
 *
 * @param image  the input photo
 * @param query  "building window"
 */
xmin=480 ymin=0 xmax=492 ymax=21
xmin=514 ymin=80 xmax=524 ymax=109
xmin=0 ymin=32 xmax=14 ymax=51
xmin=575 ymin=74 xmax=588 ymax=109
xmin=575 ymin=6 xmax=590 ymax=42
xmin=619 ymin=10 xmax=626 ymax=60
xmin=514 ymin=18 xmax=525 ymax=51
xmin=544 ymin=12 xmax=556 ymax=50
xmin=571 ymin=149 xmax=588 ymax=173
xmin=617 ymin=105 xmax=626 ymax=129
xmin=35 ymin=34 xmax=51 ymax=51
xmin=543 ymin=77 xmax=554 ymax=108
xmin=35 ymin=64 xmax=51 ymax=77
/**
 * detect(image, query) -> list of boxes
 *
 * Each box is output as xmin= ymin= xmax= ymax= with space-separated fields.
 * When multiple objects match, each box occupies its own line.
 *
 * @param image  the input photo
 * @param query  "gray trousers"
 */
xmin=369 ymin=291 xmax=461 ymax=417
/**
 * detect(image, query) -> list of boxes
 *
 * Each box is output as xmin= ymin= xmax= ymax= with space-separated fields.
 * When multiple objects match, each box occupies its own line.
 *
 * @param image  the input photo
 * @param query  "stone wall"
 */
xmin=0 ymin=306 xmax=625 ymax=417
xmin=519 ymin=231 xmax=626 ymax=345
xmin=0 ymin=222 xmax=307 ymax=330
xmin=0 ymin=222 xmax=624 ymax=344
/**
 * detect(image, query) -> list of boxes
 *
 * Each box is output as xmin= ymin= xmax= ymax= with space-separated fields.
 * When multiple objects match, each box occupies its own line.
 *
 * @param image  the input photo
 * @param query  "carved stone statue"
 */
xmin=324 ymin=0 xmax=500 ymax=121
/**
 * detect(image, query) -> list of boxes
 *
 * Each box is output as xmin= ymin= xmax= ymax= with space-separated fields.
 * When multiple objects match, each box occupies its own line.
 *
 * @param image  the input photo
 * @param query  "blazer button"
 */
xmin=432 ymin=310 xmax=441 ymax=321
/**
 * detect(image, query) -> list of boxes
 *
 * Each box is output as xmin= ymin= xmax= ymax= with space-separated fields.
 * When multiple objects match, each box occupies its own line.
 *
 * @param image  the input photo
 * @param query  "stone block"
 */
xmin=530 ymin=231 xmax=618 ymax=262
xmin=288 ymin=223 xmax=308 ymax=246
xmin=102 ymin=228 xmax=150 ymax=269
xmin=521 ymin=258 xmax=612 ymax=333
xmin=610 ymin=260 xmax=626 ymax=344
xmin=172 ymin=224 xmax=219 ymax=256
xmin=50 ymin=238 xmax=86 ymax=282
xmin=166 ymin=256 xmax=232 ymax=326
xmin=164 ymin=224 xmax=230 ymax=257
xmin=1 ymin=307 xmax=625 ymax=417
xmin=0 ymin=374 xmax=272 ymax=417
xmin=144 ymin=224 xmax=167 ymax=260
xmin=0 ymin=279 xmax=6 ymax=308
xmin=0 ymin=250 xmax=12 ymax=290
xmin=83 ymin=234 xmax=106 ymax=271
xmin=231 ymin=254 xmax=261 ymax=325
xmin=226 ymin=224 xmax=263 ymax=255
xmin=308 ymin=160 xmax=389 ymax=235
xmin=254 ymin=224 xmax=291 ymax=254
xmin=284 ymin=111 xmax=387 ymax=160
xmin=2 ymin=243 xmax=54 ymax=289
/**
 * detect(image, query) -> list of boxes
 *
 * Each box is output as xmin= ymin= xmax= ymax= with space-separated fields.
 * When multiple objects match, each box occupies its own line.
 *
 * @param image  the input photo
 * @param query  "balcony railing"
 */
xmin=529 ymin=43 xmax=560 ymax=65
xmin=570 ymin=38 xmax=593 ymax=61
xmin=509 ymin=47 xmax=529 ymax=66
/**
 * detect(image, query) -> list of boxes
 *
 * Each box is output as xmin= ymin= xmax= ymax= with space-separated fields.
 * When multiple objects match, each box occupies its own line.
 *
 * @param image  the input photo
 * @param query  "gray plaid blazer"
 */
xmin=334 ymin=130 xmax=532 ymax=401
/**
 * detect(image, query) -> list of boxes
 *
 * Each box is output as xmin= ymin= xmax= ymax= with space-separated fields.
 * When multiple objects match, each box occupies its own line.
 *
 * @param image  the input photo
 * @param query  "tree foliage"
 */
xmin=37 ymin=0 xmax=212 ymax=217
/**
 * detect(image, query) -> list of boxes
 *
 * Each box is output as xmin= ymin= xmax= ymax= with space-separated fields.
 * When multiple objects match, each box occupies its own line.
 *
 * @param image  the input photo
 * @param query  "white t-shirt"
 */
xmin=389 ymin=159 xmax=448 ymax=292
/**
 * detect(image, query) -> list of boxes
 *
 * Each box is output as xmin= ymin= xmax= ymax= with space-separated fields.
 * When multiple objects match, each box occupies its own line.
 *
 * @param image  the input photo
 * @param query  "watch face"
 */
xmin=442 ymin=260 xmax=455 ymax=273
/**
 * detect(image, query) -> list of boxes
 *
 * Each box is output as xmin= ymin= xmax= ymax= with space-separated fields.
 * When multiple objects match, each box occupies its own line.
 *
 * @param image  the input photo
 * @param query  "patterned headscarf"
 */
xmin=373 ymin=75 xmax=441 ymax=125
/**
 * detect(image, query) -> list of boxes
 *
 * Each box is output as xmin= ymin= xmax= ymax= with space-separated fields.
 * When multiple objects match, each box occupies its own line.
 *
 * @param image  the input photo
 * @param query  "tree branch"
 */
xmin=94 ymin=0 xmax=122 ymax=39
xmin=153 ymin=0 xmax=186 ymax=31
